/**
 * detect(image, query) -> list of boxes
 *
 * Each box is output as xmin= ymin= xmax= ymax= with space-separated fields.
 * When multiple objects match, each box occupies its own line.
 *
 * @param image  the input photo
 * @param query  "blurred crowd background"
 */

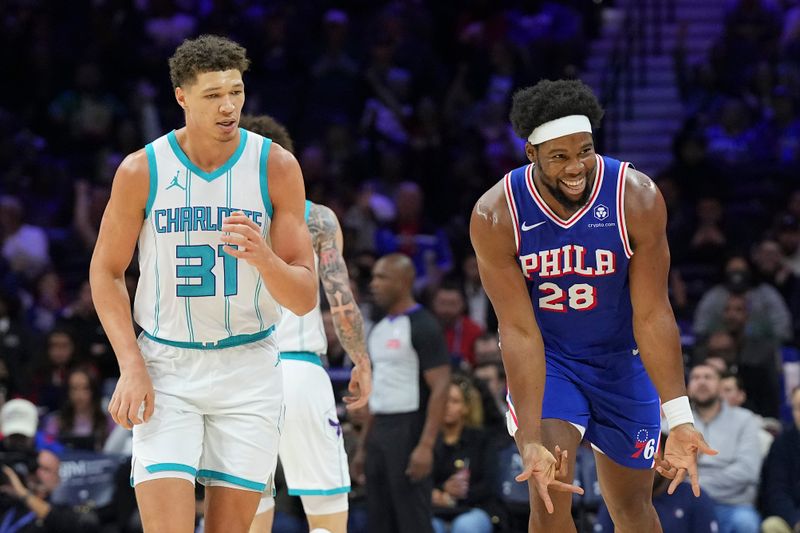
xmin=1 ymin=0 xmax=800 ymax=532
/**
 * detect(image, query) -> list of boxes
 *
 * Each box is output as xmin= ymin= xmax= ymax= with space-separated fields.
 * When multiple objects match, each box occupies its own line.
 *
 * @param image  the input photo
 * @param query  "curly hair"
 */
xmin=168 ymin=35 xmax=250 ymax=89
xmin=509 ymin=79 xmax=604 ymax=142
xmin=239 ymin=114 xmax=294 ymax=154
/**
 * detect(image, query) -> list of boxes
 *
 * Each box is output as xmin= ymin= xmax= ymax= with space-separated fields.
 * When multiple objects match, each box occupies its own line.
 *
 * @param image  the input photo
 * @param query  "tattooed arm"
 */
xmin=308 ymin=202 xmax=372 ymax=409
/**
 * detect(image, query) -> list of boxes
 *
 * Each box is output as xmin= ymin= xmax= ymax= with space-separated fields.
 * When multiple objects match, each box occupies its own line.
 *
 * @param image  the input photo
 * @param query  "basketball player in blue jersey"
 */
xmin=469 ymin=79 xmax=717 ymax=532
xmin=238 ymin=114 xmax=372 ymax=533
xmin=89 ymin=36 xmax=317 ymax=533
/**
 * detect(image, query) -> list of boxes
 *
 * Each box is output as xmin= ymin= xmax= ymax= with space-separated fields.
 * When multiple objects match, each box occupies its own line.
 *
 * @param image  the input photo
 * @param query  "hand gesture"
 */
xmin=516 ymin=443 xmax=584 ymax=514
xmin=344 ymin=363 xmax=372 ymax=410
xmin=406 ymin=444 xmax=434 ymax=482
xmin=655 ymin=423 xmax=718 ymax=496
xmin=0 ymin=466 xmax=27 ymax=500
xmin=220 ymin=212 xmax=273 ymax=269
xmin=108 ymin=362 xmax=155 ymax=430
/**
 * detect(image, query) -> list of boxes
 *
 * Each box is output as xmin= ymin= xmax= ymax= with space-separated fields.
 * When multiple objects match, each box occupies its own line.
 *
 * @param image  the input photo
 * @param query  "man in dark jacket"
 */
xmin=761 ymin=386 xmax=800 ymax=533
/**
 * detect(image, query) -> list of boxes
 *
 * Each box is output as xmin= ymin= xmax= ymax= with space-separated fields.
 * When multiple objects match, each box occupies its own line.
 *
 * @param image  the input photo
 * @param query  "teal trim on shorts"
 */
xmin=304 ymin=200 xmax=312 ymax=222
xmin=198 ymin=469 xmax=266 ymax=491
xmin=280 ymin=351 xmax=323 ymax=366
xmin=167 ymin=129 xmax=248 ymax=182
xmin=143 ymin=325 xmax=275 ymax=350
xmin=144 ymin=142 xmax=158 ymax=218
xmin=288 ymin=486 xmax=351 ymax=496
xmin=145 ymin=463 xmax=198 ymax=476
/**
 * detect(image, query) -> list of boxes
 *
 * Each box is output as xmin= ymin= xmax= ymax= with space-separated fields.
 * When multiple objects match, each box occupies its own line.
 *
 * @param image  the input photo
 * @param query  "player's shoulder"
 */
xmin=622 ymin=165 xmax=662 ymax=219
xmin=112 ymin=148 xmax=150 ymax=190
xmin=470 ymin=178 xmax=515 ymax=251
xmin=307 ymin=202 xmax=340 ymax=238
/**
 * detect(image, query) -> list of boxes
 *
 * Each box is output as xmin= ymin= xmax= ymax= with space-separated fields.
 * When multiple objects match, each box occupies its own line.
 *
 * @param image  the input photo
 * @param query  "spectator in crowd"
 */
xmin=697 ymin=331 xmax=738 ymax=374
xmin=42 ymin=367 xmax=111 ymax=451
xmin=595 ymin=434 xmax=720 ymax=533
xmin=0 ymin=448 xmax=94 ymax=532
xmin=57 ymin=281 xmax=113 ymax=379
xmin=719 ymin=372 xmax=775 ymax=456
xmin=353 ymin=253 xmax=450 ymax=533
xmin=472 ymin=361 xmax=506 ymax=420
xmin=0 ymin=289 xmax=34 ymax=398
xmin=461 ymin=254 xmax=491 ymax=331
xmin=723 ymin=294 xmax=782 ymax=418
xmin=431 ymin=281 xmax=484 ymax=368
xmin=688 ymin=363 xmax=763 ymax=533
xmin=760 ymin=386 xmax=800 ymax=533
xmin=375 ymin=182 xmax=453 ymax=291
xmin=29 ymin=329 xmax=79 ymax=414
xmin=0 ymin=196 xmax=50 ymax=282
xmin=752 ymin=238 xmax=800 ymax=343
xmin=694 ymin=254 xmax=792 ymax=344
xmin=431 ymin=375 xmax=495 ymax=533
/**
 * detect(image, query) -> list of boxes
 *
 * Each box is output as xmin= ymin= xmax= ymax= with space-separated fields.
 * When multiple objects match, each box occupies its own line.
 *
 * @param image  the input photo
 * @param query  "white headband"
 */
xmin=527 ymin=115 xmax=592 ymax=145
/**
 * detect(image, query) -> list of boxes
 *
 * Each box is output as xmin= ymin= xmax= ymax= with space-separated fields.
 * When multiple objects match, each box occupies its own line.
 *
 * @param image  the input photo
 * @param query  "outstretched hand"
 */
xmin=655 ymin=423 xmax=718 ymax=496
xmin=516 ymin=443 xmax=583 ymax=513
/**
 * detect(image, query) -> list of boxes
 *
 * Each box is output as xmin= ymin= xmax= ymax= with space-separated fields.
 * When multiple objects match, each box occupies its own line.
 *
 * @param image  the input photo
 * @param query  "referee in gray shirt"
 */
xmin=353 ymin=254 xmax=450 ymax=533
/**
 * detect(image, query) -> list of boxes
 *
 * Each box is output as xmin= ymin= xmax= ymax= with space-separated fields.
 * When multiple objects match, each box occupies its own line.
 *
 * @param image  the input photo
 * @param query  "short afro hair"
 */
xmin=168 ymin=35 xmax=250 ymax=89
xmin=239 ymin=114 xmax=294 ymax=154
xmin=509 ymin=79 xmax=604 ymax=142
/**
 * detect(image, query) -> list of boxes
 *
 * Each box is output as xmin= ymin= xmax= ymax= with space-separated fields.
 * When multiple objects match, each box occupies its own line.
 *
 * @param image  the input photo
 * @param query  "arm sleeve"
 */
xmin=410 ymin=309 xmax=449 ymax=371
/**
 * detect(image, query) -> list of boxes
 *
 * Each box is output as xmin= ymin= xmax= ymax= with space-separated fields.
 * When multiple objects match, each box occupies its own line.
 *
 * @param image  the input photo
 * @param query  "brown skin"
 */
xmin=470 ymin=132 xmax=715 ymax=531
xmin=351 ymin=254 xmax=450 ymax=483
xmin=89 ymin=69 xmax=316 ymax=533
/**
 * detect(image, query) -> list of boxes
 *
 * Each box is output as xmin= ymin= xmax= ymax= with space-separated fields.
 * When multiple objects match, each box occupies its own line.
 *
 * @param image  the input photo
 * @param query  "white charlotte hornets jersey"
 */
xmin=133 ymin=129 xmax=282 ymax=348
xmin=277 ymin=201 xmax=327 ymax=356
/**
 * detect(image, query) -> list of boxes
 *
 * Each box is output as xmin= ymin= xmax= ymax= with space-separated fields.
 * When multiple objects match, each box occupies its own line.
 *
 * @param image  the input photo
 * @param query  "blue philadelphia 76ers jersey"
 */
xmin=504 ymin=154 xmax=636 ymax=359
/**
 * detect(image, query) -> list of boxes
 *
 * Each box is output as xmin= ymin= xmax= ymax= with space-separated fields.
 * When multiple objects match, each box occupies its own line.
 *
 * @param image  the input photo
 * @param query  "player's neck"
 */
xmin=175 ymin=126 xmax=240 ymax=173
xmin=531 ymin=171 xmax=588 ymax=221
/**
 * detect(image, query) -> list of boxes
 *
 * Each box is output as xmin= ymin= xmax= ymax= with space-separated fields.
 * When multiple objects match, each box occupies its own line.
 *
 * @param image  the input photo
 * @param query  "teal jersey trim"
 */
xmin=167 ymin=129 xmax=248 ymax=182
xmin=281 ymin=351 xmax=323 ymax=366
xmin=143 ymin=325 xmax=275 ymax=350
xmin=197 ymin=469 xmax=266 ymax=491
xmin=287 ymin=486 xmax=351 ymax=496
xmin=144 ymin=143 xmax=158 ymax=218
xmin=151 ymin=218 xmax=161 ymax=336
xmin=145 ymin=463 xmax=198 ymax=476
xmin=304 ymin=200 xmax=312 ymax=222
xmin=259 ymin=138 xmax=274 ymax=218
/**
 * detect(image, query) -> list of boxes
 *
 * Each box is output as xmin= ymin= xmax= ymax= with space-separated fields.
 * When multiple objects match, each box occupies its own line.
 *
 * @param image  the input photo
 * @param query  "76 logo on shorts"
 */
xmin=630 ymin=429 xmax=656 ymax=460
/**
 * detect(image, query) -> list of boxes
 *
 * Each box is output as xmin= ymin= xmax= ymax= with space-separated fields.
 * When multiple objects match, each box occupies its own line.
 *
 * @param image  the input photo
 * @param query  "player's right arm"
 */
xmin=89 ymin=150 xmax=155 ymax=430
xmin=308 ymin=203 xmax=372 ymax=410
xmin=469 ymin=180 xmax=581 ymax=512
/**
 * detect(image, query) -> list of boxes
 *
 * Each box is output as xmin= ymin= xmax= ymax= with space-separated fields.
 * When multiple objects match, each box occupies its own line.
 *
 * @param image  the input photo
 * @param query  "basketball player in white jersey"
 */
xmin=89 ymin=36 xmax=317 ymax=533
xmin=239 ymin=115 xmax=372 ymax=533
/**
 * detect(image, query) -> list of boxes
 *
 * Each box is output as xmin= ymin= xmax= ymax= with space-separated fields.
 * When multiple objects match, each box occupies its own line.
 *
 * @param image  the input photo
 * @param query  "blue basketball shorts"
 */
xmin=506 ymin=350 xmax=661 ymax=469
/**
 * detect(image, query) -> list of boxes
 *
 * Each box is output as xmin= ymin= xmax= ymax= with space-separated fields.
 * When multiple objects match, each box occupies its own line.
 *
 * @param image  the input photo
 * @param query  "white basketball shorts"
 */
xmin=131 ymin=333 xmax=283 ymax=493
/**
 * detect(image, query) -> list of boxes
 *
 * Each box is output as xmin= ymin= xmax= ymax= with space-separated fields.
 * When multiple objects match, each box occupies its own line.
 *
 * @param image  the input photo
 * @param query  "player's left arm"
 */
xmin=626 ymin=167 xmax=717 ymax=496
xmin=221 ymin=143 xmax=316 ymax=315
xmin=625 ymin=167 xmax=687 ymax=404
xmin=309 ymin=203 xmax=372 ymax=409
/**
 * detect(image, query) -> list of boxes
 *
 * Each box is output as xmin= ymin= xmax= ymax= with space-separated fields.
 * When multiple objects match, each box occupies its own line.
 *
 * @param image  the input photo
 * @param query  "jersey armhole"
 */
xmin=502 ymin=172 xmax=521 ymax=254
xmin=144 ymin=143 xmax=158 ymax=219
xmin=259 ymin=138 xmax=274 ymax=219
xmin=615 ymin=162 xmax=634 ymax=258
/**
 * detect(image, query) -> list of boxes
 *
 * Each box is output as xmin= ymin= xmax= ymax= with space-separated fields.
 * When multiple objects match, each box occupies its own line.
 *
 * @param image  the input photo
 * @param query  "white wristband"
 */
xmin=662 ymin=396 xmax=694 ymax=430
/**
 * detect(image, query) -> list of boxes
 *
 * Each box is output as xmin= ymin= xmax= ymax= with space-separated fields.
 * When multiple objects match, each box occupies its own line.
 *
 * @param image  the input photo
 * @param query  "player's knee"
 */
xmin=300 ymin=493 xmax=348 ymax=515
